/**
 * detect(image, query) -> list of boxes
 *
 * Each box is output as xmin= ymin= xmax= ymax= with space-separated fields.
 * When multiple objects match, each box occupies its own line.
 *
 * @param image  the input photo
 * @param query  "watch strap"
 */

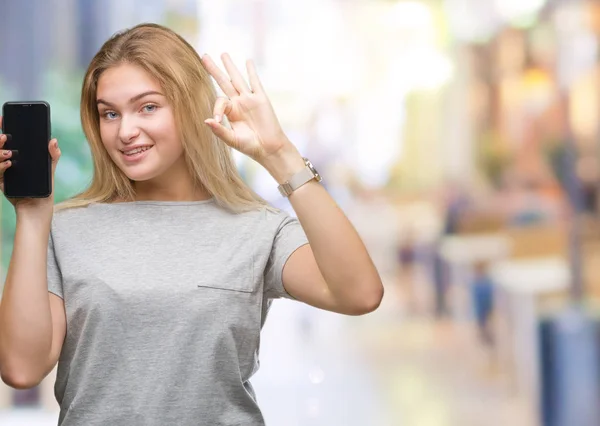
xmin=277 ymin=159 xmax=321 ymax=197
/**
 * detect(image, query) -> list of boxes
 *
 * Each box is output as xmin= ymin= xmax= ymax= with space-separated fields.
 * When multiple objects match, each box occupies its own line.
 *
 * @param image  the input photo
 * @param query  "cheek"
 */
xmin=158 ymin=135 xmax=185 ymax=159
xmin=99 ymin=122 xmax=116 ymax=146
xmin=151 ymin=112 xmax=177 ymax=139
xmin=150 ymin=114 xmax=182 ymax=153
xmin=98 ymin=123 xmax=121 ymax=162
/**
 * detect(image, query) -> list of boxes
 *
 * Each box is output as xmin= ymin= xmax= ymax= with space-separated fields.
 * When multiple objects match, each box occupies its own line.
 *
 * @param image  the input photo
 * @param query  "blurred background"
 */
xmin=1 ymin=0 xmax=600 ymax=425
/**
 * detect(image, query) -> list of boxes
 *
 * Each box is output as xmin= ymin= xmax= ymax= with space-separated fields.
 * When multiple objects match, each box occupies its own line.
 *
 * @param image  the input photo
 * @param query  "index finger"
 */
xmin=0 ymin=116 xmax=3 ymax=132
xmin=201 ymin=54 xmax=238 ymax=98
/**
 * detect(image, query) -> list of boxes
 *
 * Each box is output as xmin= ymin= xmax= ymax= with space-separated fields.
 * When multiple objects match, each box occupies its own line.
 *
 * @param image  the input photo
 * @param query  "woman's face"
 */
xmin=96 ymin=63 xmax=185 ymax=183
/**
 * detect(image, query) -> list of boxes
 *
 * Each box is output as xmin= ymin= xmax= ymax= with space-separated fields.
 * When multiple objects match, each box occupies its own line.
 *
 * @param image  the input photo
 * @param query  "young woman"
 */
xmin=0 ymin=23 xmax=383 ymax=425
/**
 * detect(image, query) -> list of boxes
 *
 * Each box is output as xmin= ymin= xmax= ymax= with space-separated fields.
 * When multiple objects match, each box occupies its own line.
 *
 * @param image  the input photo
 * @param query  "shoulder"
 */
xmin=50 ymin=203 xmax=110 ymax=240
xmin=234 ymin=204 xmax=294 ymax=230
xmin=52 ymin=204 xmax=93 ymax=226
xmin=214 ymin=205 xmax=299 ymax=248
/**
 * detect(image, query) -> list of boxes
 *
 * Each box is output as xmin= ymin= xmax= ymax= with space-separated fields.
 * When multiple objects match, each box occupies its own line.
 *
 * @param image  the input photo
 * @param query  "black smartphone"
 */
xmin=1 ymin=101 xmax=52 ymax=198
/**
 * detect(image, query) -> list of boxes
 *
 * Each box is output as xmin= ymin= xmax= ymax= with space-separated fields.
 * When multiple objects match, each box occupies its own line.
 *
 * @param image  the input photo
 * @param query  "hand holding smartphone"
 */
xmin=0 ymin=101 xmax=61 ymax=209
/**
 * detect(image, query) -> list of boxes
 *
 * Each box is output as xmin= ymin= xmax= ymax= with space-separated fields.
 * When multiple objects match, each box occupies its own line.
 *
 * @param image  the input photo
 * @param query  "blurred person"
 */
xmin=429 ymin=182 xmax=470 ymax=319
xmin=510 ymin=178 xmax=551 ymax=226
xmin=577 ymin=155 xmax=599 ymax=216
xmin=0 ymin=23 xmax=383 ymax=426
xmin=431 ymin=245 xmax=449 ymax=319
xmin=499 ymin=169 xmax=563 ymax=227
xmin=470 ymin=261 xmax=495 ymax=346
xmin=396 ymin=228 xmax=420 ymax=315
xmin=442 ymin=180 xmax=470 ymax=235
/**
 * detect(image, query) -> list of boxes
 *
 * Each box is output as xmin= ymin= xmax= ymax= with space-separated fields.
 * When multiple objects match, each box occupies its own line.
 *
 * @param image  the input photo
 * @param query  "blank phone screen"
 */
xmin=2 ymin=102 xmax=51 ymax=197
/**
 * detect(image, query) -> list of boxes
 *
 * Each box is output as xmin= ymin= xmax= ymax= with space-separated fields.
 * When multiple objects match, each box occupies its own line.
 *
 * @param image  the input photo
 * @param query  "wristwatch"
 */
xmin=277 ymin=157 xmax=322 ymax=197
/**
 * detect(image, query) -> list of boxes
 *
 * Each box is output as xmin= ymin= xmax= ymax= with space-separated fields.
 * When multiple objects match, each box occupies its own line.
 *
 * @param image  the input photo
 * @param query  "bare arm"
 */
xmin=0 ymin=124 xmax=64 ymax=388
xmin=269 ymin=150 xmax=384 ymax=315
xmin=0 ymin=211 xmax=66 ymax=389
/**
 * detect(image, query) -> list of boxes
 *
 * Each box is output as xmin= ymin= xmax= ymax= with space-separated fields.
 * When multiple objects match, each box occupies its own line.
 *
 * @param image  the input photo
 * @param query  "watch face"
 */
xmin=304 ymin=158 xmax=322 ymax=182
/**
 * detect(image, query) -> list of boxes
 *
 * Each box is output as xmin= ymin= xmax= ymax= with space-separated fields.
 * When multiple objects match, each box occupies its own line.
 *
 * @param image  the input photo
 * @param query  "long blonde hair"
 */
xmin=57 ymin=23 xmax=267 ymax=212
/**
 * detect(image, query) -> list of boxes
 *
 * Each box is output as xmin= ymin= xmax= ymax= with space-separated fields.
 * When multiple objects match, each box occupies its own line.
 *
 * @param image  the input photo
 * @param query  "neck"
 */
xmin=132 ymin=165 xmax=211 ymax=202
xmin=133 ymin=184 xmax=211 ymax=202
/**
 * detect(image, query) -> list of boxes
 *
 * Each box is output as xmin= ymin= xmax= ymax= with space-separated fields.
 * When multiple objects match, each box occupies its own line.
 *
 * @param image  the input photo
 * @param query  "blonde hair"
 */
xmin=57 ymin=23 xmax=267 ymax=212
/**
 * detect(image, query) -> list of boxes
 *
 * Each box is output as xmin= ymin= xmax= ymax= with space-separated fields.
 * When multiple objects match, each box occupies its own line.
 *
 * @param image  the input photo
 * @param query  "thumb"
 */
xmin=49 ymin=139 xmax=61 ymax=173
xmin=204 ymin=119 xmax=238 ymax=148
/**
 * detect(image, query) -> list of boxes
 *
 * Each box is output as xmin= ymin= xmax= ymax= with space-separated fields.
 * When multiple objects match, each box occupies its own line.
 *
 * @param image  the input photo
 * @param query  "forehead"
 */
xmin=96 ymin=64 xmax=162 ymax=102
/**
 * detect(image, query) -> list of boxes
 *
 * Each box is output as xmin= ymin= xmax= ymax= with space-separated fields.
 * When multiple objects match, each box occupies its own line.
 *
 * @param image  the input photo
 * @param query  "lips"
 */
xmin=122 ymin=145 xmax=153 ymax=156
xmin=120 ymin=145 xmax=153 ymax=163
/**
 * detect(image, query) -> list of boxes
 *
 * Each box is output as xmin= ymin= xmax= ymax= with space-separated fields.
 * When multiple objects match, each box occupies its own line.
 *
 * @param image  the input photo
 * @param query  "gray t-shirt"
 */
xmin=47 ymin=199 xmax=308 ymax=426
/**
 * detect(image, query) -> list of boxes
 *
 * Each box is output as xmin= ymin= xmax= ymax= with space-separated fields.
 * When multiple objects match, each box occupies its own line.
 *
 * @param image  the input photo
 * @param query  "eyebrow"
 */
xmin=96 ymin=90 xmax=164 ymax=107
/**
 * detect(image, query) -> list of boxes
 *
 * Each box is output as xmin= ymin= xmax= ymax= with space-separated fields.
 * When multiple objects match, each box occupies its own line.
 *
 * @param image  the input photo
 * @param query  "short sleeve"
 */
xmin=47 ymin=230 xmax=64 ymax=299
xmin=264 ymin=212 xmax=309 ymax=300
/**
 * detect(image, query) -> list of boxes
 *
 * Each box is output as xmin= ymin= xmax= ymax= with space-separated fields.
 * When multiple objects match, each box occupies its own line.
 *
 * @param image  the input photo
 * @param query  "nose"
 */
xmin=118 ymin=115 xmax=141 ymax=144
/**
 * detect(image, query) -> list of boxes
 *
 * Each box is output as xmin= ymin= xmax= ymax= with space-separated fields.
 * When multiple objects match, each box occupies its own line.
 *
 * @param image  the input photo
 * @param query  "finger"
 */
xmin=0 ymin=116 xmax=9 ymax=149
xmin=221 ymin=53 xmax=252 ymax=95
xmin=204 ymin=119 xmax=237 ymax=148
xmin=47 ymin=139 xmax=60 ymax=194
xmin=213 ymin=97 xmax=233 ymax=123
xmin=49 ymin=140 xmax=60 ymax=195
xmin=0 ymin=133 xmax=12 ymax=149
xmin=0 ymin=159 xmax=11 ymax=175
xmin=201 ymin=54 xmax=239 ymax=98
xmin=246 ymin=59 xmax=265 ymax=94
xmin=49 ymin=139 xmax=61 ymax=171
xmin=0 ymin=150 xmax=12 ymax=160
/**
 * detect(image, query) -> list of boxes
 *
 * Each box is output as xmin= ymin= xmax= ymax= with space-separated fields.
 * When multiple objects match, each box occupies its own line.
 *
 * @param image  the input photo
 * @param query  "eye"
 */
xmin=101 ymin=111 xmax=119 ymax=120
xmin=142 ymin=104 xmax=158 ymax=113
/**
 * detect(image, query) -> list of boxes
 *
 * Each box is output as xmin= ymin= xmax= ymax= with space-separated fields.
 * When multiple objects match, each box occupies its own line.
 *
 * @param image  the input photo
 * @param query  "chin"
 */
xmin=119 ymin=165 xmax=162 ymax=182
xmin=125 ymin=171 xmax=161 ymax=182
